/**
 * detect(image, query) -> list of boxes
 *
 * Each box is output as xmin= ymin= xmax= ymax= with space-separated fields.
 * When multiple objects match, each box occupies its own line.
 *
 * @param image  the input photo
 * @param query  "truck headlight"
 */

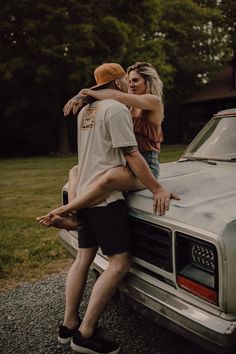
xmin=176 ymin=233 xmax=218 ymax=305
xmin=190 ymin=242 xmax=215 ymax=274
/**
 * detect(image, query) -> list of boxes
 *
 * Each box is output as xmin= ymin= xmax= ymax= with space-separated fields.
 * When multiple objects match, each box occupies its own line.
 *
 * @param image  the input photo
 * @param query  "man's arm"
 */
xmin=121 ymin=147 xmax=180 ymax=215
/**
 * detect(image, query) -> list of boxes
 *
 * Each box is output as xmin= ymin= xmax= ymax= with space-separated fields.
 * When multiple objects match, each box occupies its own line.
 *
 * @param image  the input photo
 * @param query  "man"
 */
xmin=56 ymin=63 xmax=178 ymax=353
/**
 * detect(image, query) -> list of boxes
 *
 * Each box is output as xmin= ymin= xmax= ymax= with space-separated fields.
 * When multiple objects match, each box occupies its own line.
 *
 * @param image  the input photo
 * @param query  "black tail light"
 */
xmin=62 ymin=190 xmax=68 ymax=205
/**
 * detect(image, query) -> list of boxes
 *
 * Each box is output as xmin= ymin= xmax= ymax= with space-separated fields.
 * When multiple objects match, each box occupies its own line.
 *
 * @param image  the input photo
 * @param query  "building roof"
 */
xmin=182 ymin=66 xmax=236 ymax=104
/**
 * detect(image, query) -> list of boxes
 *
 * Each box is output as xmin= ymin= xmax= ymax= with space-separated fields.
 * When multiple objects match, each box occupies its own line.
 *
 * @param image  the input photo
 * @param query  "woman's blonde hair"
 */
xmin=127 ymin=62 xmax=163 ymax=100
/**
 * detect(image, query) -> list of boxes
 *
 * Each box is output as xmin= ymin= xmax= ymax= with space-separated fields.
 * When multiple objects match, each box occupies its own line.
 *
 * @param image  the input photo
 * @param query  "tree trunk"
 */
xmin=58 ymin=114 xmax=71 ymax=155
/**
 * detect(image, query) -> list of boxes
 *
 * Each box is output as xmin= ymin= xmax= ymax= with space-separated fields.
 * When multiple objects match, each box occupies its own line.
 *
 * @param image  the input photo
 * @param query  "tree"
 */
xmin=155 ymin=0 xmax=232 ymax=142
xmin=220 ymin=0 xmax=236 ymax=51
xmin=0 ymin=0 xmax=233 ymax=154
xmin=0 ymin=0 xmax=163 ymax=155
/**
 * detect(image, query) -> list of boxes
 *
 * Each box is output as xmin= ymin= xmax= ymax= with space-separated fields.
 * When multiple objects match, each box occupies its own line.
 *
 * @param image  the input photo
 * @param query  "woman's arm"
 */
xmin=63 ymin=95 xmax=85 ymax=116
xmin=80 ymin=88 xmax=161 ymax=111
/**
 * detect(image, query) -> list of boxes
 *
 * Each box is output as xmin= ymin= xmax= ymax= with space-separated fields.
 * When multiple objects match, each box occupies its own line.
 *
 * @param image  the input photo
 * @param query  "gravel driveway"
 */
xmin=0 ymin=271 xmax=212 ymax=354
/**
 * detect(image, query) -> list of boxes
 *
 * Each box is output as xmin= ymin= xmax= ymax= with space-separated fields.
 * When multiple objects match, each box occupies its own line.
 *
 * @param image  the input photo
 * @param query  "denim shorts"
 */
xmin=141 ymin=151 xmax=160 ymax=179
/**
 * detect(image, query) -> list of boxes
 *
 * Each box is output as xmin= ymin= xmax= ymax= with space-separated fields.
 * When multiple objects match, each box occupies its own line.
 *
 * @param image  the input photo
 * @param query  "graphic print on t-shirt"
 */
xmin=81 ymin=107 xmax=98 ymax=129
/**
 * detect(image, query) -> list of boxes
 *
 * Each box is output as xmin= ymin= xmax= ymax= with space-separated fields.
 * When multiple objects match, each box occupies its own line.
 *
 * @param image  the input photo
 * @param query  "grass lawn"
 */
xmin=159 ymin=144 xmax=187 ymax=163
xmin=0 ymin=145 xmax=186 ymax=291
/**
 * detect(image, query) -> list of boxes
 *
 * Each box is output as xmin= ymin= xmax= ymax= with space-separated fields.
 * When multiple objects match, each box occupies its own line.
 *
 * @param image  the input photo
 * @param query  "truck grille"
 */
xmin=129 ymin=216 xmax=173 ymax=272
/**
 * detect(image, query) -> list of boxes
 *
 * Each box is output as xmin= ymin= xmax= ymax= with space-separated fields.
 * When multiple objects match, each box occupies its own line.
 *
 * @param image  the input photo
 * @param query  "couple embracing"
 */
xmin=37 ymin=62 xmax=179 ymax=354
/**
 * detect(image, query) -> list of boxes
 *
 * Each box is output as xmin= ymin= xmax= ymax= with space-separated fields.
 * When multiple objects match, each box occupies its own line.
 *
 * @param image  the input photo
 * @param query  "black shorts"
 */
xmin=77 ymin=200 xmax=130 ymax=256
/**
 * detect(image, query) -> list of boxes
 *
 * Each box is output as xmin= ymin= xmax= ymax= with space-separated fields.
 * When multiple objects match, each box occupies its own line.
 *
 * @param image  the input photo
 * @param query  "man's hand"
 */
xmin=153 ymin=189 xmax=180 ymax=215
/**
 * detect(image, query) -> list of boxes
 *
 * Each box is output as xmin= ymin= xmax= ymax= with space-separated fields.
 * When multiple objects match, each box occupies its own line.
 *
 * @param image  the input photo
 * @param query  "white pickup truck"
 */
xmin=59 ymin=108 xmax=236 ymax=354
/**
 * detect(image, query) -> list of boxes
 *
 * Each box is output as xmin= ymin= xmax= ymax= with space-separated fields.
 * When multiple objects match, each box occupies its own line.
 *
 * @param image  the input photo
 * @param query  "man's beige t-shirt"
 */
xmin=76 ymin=99 xmax=137 ymax=206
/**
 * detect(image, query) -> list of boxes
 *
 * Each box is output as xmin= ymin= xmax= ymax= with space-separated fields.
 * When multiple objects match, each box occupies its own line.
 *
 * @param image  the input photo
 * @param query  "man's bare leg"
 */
xmin=63 ymin=247 xmax=98 ymax=329
xmin=78 ymin=252 xmax=131 ymax=338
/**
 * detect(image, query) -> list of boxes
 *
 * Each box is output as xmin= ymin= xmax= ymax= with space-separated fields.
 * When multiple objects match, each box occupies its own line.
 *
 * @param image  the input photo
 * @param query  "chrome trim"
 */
xmin=118 ymin=276 xmax=236 ymax=353
xmin=59 ymin=229 xmax=78 ymax=257
xmin=119 ymin=274 xmax=233 ymax=335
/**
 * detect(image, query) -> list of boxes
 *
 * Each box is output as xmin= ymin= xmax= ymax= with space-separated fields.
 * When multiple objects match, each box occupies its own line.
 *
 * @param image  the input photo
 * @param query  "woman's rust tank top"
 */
xmin=132 ymin=110 xmax=163 ymax=152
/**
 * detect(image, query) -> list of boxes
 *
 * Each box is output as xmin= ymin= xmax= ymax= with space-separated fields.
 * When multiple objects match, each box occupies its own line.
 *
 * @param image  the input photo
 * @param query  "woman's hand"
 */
xmin=63 ymin=95 xmax=84 ymax=116
xmin=63 ymin=89 xmax=93 ymax=116
xmin=79 ymin=88 xmax=92 ymax=96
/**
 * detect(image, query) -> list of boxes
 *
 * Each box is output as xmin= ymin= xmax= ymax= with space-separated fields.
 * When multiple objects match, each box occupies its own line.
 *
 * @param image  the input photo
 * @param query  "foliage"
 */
xmin=220 ymin=0 xmax=236 ymax=51
xmin=160 ymin=0 xmax=230 ymax=96
xmin=155 ymin=0 xmax=233 ymax=141
xmin=0 ymin=0 xmax=234 ymax=154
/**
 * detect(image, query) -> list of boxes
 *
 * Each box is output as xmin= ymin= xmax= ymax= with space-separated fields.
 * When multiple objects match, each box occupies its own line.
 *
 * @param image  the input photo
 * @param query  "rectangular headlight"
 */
xmin=189 ymin=241 xmax=216 ymax=274
xmin=176 ymin=232 xmax=218 ymax=305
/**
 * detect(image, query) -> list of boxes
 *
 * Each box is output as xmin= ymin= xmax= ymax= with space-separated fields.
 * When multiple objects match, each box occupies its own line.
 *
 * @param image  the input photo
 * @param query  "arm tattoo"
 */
xmin=73 ymin=95 xmax=82 ymax=102
xmin=74 ymin=95 xmax=96 ymax=104
xmin=121 ymin=145 xmax=138 ymax=156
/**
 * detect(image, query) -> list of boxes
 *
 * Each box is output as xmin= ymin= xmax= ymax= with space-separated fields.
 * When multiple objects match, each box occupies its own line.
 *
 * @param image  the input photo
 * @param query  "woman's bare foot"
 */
xmin=50 ymin=214 xmax=79 ymax=230
xmin=36 ymin=213 xmax=79 ymax=230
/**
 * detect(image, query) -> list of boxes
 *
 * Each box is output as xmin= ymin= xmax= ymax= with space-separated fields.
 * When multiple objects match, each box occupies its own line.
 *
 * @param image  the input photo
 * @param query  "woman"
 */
xmin=37 ymin=62 xmax=165 ymax=228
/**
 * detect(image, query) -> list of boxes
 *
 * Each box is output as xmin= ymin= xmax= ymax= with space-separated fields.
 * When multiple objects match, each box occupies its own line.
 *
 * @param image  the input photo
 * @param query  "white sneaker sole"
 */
xmin=58 ymin=335 xmax=72 ymax=345
xmin=70 ymin=340 xmax=120 ymax=354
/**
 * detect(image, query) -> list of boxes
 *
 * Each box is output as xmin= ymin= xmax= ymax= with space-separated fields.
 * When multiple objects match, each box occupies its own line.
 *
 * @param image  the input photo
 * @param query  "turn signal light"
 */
xmin=177 ymin=275 xmax=218 ymax=305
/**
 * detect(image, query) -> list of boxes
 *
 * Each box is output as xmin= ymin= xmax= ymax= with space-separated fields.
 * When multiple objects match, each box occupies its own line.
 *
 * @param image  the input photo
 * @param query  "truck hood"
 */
xmin=127 ymin=160 xmax=236 ymax=235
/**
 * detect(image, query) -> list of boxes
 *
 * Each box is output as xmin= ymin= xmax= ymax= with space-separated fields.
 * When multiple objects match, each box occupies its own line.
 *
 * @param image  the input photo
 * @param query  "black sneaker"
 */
xmin=58 ymin=320 xmax=81 ymax=345
xmin=70 ymin=331 xmax=120 ymax=354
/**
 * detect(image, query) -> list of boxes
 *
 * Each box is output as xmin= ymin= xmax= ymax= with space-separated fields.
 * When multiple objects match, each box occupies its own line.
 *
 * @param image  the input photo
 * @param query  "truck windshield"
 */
xmin=183 ymin=116 xmax=236 ymax=161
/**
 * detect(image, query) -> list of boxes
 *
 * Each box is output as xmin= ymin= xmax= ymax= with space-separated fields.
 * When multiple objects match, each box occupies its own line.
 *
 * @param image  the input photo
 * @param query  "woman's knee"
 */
xmin=99 ymin=169 xmax=118 ymax=189
xmin=69 ymin=165 xmax=78 ymax=179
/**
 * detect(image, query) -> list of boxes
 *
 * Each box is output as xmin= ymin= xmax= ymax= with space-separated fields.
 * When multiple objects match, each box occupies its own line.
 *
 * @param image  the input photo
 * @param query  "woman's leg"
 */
xmin=52 ymin=165 xmax=144 ymax=216
xmin=36 ymin=165 xmax=80 ymax=229
xmin=68 ymin=165 xmax=79 ymax=202
xmin=36 ymin=166 xmax=144 ymax=228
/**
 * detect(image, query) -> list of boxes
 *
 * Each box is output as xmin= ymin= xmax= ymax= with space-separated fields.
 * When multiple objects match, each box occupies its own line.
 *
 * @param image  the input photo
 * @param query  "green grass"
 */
xmin=0 ymin=155 xmax=77 ymax=290
xmin=160 ymin=144 xmax=187 ymax=163
xmin=0 ymin=145 xmax=186 ymax=290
